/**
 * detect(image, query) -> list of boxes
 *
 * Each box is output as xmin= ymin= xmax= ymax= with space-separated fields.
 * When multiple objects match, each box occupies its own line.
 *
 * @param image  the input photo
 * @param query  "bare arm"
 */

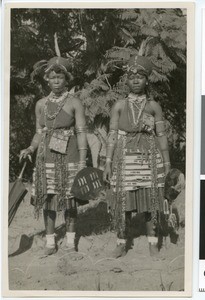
xmin=30 ymin=100 xmax=44 ymax=151
xmin=105 ymin=101 xmax=122 ymax=162
xmin=103 ymin=100 xmax=122 ymax=183
xmin=151 ymin=101 xmax=170 ymax=175
xmin=73 ymin=98 xmax=87 ymax=167
xmin=19 ymin=100 xmax=44 ymax=161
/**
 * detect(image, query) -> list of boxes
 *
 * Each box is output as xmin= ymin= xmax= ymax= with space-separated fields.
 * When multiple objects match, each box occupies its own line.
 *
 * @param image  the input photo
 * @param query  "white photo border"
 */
xmin=2 ymin=1 xmax=194 ymax=298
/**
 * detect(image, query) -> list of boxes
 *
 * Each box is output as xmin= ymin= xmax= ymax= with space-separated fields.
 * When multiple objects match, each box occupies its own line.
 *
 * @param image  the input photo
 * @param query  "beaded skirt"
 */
xmin=109 ymin=130 xmax=165 ymax=236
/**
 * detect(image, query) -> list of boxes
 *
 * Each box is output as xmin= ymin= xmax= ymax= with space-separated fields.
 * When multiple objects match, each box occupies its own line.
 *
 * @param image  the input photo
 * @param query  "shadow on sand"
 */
xmin=9 ymin=200 xmax=179 ymax=257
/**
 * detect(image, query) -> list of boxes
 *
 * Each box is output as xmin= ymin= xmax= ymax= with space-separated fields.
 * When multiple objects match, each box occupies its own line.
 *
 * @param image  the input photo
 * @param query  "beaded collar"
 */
xmin=44 ymin=90 xmax=69 ymax=120
xmin=47 ymin=89 xmax=68 ymax=103
xmin=128 ymin=93 xmax=146 ymax=103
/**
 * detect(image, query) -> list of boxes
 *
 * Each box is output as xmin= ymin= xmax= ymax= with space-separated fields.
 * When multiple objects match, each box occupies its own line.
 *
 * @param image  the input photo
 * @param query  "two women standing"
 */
xmin=20 ymin=55 xmax=170 ymax=257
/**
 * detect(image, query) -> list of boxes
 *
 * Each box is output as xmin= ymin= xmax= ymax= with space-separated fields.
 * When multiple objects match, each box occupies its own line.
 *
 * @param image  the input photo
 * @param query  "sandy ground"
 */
xmin=8 ymin=185 xmax=185 ymax=292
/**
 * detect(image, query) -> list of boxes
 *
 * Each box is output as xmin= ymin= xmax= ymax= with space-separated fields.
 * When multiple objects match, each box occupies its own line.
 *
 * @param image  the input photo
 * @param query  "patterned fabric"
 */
xmin=111 ymin=139 xmax=164 ymax=191
xmin=31 ymin=95 xmax=79 ymax=215
xmin=109 ymin=94 xmax=165 ymax=236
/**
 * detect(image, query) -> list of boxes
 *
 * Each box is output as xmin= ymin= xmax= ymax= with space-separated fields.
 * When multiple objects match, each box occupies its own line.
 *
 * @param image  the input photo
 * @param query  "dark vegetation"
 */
xmin=10 ymin=8 xmax=186 ymax=180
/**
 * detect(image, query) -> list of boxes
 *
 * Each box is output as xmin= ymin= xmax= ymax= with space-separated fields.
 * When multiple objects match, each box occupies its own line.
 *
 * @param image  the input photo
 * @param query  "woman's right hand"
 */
xmin=103 ymin=163 xmax=112 ymax=184
xmin=19 ymin=147 xmax=33 ymax=163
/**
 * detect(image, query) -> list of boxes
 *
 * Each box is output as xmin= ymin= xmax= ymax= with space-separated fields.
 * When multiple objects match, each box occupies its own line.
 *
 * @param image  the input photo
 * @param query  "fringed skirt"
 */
xmin=31 ymin=134 xmax=79 ymax=213
xmin=109 ymin=131 xmax=165 ymax=235
xmin=111 ymin=150 xmax=165 ymax=213
xmin=32 ymin=162 xmax=78 ymax=211
xmin=110 ymin=131 xmax=165 ymax=215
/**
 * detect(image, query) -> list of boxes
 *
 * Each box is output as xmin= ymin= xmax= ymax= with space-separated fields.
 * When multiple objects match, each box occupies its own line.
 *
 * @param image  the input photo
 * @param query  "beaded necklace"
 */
xmin=44 ymin=90 xmax=69 ymax=120
xmin=127 ymin=93 xmax=147 ymax=129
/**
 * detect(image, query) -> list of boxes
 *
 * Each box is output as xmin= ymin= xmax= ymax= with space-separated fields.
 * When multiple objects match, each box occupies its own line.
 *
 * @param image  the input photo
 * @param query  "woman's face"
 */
xmin=48 ymin=71 xmax=67 ymax=94
xmin=126 ymin=72 xmax=147 ymax=94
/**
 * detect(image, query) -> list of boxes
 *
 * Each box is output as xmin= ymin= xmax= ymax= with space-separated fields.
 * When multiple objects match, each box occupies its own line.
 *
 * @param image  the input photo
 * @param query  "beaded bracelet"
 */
xmin=164 ymin=162 xmax=171 ymax=166
xmin=78 ymin=160 xmax=86 ymax=166
xmin=76 ymin=127 xmax=87 ymax=134
xmin=36 ymin=129 xmax=43 ymax=134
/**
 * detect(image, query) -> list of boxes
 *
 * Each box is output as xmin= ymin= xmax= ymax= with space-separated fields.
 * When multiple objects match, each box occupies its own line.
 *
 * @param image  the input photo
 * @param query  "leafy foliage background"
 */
xmin=10 ymin=8 xmax=187 ymax=181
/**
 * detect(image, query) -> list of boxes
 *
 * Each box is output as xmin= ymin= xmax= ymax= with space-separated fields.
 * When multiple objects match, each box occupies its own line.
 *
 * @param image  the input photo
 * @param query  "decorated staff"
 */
xmin=20 ymin=56 xmax=87 ymax=255
xmin=103 ymin=55 xmax=171 ymax=258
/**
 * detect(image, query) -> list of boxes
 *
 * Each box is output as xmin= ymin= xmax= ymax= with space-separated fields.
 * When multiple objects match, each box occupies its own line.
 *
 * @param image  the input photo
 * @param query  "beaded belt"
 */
xmin=37 ymin=127 xmax=74 ymax=135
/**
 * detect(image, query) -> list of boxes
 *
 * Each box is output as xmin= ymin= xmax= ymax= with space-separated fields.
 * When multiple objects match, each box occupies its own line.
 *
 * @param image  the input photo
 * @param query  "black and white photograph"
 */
xmin=3 ymin=1 xmax=194 ymax=297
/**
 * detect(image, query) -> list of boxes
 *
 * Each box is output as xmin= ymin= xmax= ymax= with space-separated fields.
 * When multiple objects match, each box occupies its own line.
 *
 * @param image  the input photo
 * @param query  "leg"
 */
xmin=43 ymin=209 xmax=57 ymax=255
xmin=64 ymin=208 xmax=77 ymax=251
xmin=145 ymin=212 xmax=158 ymax=256
xmin=112 ymin=211 xmax=132 ymax=258
xmin=43 ymin=209 xmax=56 ymax=234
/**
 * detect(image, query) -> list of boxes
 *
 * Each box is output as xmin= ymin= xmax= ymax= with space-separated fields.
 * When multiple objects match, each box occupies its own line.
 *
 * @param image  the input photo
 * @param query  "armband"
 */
xmin=155 ymin=120 xmax=166 ymax=137
xmin=76 ymin=126 xmax=87 ymax=134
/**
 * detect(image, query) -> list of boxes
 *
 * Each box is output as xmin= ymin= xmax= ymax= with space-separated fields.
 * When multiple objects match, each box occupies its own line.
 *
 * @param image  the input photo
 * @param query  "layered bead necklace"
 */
xmin=44 ymin=90 xmax=69 ymax=120
xmin=127 ymin=93 xmax=147 ymax=129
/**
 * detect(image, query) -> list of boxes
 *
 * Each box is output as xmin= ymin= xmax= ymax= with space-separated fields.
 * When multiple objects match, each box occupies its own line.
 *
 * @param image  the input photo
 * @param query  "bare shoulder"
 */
xmin=149 ymin=100 xmax=161 ymax=109
xmin=149 ymin=100 xmax=162 ymax=114
xmin=113 ymin=99 xmax=125 ymax=111
xmin=36 ymin=97 xmax=47 ymax=108
xmin=70 ymin=95 xmax=84 ymax=109
xmin=35 ymin=97 xmax=47 ymax=115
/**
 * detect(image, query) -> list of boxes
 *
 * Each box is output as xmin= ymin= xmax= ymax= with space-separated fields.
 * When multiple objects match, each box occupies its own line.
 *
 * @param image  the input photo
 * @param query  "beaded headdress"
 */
xmin=124 ymin=55 xmax=153 ymax=77
xmin=44 ymin=56 xmax=73 ymax=81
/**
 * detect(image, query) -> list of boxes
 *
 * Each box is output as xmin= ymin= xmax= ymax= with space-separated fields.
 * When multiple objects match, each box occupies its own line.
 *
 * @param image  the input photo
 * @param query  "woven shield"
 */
xmin=71 ymin=167 xmax=105 ymax=201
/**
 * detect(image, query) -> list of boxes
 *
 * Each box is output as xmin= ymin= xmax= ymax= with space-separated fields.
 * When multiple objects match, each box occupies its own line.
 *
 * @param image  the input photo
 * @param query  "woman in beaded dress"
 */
xmin=20 ymin=57 xmax=87 ymax=255
xmin=103 ymin=56 xmax=171 ymax=258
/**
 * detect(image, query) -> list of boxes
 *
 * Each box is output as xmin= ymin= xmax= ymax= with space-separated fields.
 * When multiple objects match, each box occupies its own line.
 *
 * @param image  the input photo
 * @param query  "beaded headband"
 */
xmin=123 ymin=55 xmax=153 ymax=77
